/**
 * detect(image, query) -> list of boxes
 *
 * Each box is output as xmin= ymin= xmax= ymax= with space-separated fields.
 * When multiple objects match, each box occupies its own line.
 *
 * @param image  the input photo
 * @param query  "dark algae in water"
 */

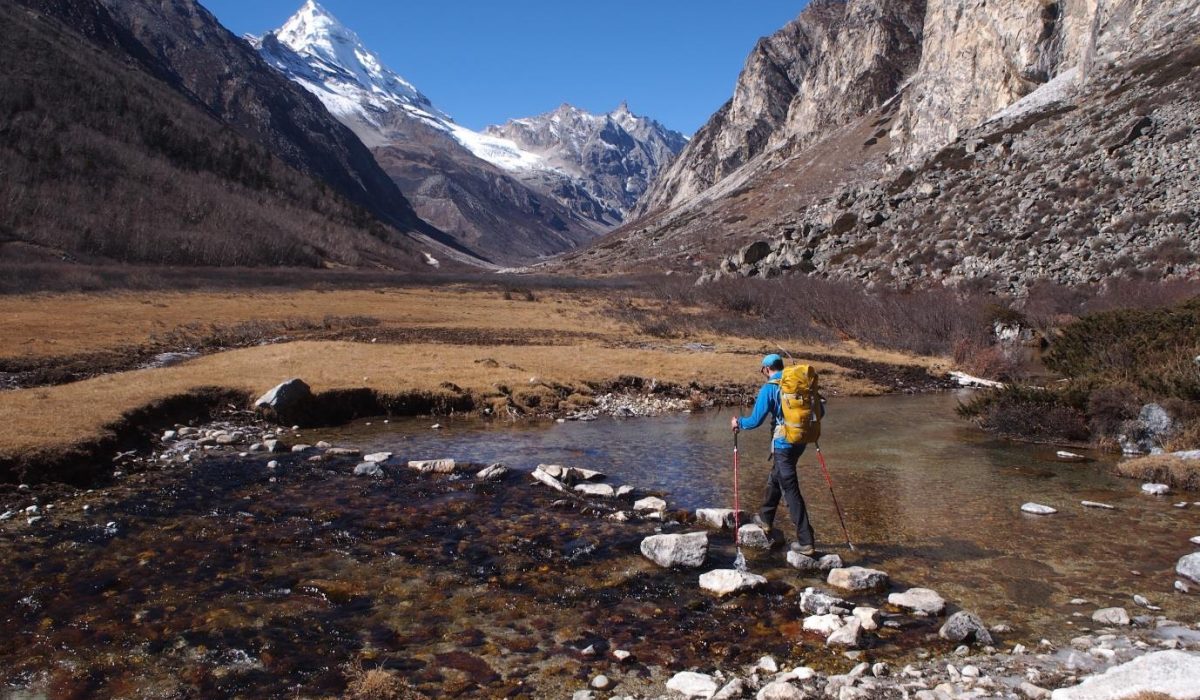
xmin=0 ymin=450 xmax=919 ymax=698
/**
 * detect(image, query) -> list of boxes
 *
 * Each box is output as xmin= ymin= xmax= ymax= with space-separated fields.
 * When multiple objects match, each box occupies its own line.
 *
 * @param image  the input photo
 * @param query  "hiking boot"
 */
xmin=752 ymin=515 xmax=772 ymax=534
xmin=789 ymin=542 xmax=817 ymax=557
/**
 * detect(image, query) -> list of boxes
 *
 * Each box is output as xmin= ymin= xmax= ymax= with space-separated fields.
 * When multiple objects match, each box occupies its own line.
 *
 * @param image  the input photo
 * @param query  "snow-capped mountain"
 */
xmin=486 ymin=102 xmax=689 ymax=215
xmin=251 ymin=1 xmax=685 ymax=262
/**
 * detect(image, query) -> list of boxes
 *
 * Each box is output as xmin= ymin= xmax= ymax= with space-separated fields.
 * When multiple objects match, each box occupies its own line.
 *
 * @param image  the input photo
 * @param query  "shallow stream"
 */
xmin=2 ymin=392 xmax=1197 ymax=698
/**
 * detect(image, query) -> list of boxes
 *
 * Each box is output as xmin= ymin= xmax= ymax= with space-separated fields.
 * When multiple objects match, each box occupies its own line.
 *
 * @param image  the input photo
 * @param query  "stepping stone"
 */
xmin=827 ymin=566 xmax=888 ymax=593
xmin=640 ymin=531 xmax=708 ymax=568
xmin=737 ymin=524 xmax=771 ymax=549
xmin=699 ymin=568 xmax=767 ymax=596
xmin=888 ymin=587 xmax=946 ymax=616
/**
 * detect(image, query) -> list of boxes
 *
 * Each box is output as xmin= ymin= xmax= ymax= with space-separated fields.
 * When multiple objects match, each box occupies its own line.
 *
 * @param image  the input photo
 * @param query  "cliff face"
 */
xmin=635 ymin=0 xmax=925 ymax=216
xmin=574 ymin=0 xmax=1199 ymax=292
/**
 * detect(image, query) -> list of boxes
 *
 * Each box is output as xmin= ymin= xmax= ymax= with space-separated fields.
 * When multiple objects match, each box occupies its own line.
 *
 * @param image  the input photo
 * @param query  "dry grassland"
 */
xmin=1116 ymin=454 xmax=1200 ymax=491
xmin=0 ymin=286 xmax=944 ymax=457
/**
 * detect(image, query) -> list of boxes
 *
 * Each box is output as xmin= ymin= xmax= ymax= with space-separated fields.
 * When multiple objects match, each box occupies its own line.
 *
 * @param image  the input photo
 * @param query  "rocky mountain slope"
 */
xmin=564 ymin=0 xmax=1200 ymax=293
xmin=254 ymin=1 xmax=686 ymax=264
xmin=1 ymin=0 xmax=456 ymax=270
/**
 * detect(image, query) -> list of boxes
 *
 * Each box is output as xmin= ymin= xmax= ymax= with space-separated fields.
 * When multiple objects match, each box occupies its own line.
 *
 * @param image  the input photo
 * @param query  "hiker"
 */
xmin=731 ymin=353 xmax=819 ymax=556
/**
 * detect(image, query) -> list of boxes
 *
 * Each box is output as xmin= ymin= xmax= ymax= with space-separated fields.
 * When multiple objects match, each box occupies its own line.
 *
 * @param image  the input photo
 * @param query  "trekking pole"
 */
xmin=732 ymin=431 xmax=747 ymax=571
xmin=814 ymin=441 xmax=855 ymax=551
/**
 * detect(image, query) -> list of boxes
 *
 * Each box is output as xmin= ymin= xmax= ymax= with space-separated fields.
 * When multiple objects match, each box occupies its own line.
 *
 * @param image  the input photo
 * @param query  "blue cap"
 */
xmin=761 ymin=353 xmax=783 ymax=368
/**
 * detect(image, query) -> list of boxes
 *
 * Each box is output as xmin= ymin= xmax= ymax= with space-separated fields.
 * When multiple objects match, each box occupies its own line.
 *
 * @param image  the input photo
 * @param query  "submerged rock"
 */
xmin=1081 ymin=501 xmax=1115 ymax=510
xmin=640 ymin=532 xmax=708 ymax=568
xmin=353 ymin=462 xmax=383 ymax=477
xmin=666 ymin=671 xmax=718 ymax=698
xmin=828 ymin=566 xmax=888 ymax=592
xmin=1050 ymin=650 xmax=1200 ymax=700
xmin=939 ymin=611 xmax=993 ymax=645
xmin=476 ymin=464 xmax=509 ymax=481
xmin=408 ymin=459 xmax=458 ymax=474
xmin=888 ymin=587 xmax=946 ymax=616
xmin=699 ymin=568 xmax=767 ymax=596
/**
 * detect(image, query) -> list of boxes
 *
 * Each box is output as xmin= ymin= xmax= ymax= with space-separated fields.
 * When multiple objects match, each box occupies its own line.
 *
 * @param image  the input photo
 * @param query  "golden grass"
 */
xmin=0 ymin=286 xmax=623 ymax=358
xmin=1116 ymin=454 xmax=1200 ymax=491
xmin=0 ymin=286 xmax=946 ymax=457
xmin=0 ymin=341 xmax=879 ymax=455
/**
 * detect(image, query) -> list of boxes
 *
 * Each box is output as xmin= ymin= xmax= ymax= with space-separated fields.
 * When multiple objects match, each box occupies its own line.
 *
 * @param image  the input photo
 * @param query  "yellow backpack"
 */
xmin=771 ymin=364 xmax=822 ymax=444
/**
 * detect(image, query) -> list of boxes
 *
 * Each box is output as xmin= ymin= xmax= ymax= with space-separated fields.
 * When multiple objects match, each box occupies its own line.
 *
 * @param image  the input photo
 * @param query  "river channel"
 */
xmin=1 ymin=391 xmax=1197 ymax=698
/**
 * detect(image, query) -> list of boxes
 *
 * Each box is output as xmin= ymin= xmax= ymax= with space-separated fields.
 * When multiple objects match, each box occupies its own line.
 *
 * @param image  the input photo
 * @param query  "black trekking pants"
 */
xmin=760 ymin=443 xmax=815 ymax=547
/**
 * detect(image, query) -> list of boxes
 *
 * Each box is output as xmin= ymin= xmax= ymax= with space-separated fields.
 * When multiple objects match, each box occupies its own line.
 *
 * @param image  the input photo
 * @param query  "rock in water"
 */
xmin=1091 ymin=607 xmax=1130 ymax=626
xmin=665 ymin=671 xmax=718 ymax=698
xmin=1021 ymin=502 xmax=1058 ymax=515
xmin=1176 ymin=552 xmax=1200 ymax=585
xmin=800 ymin=587 xmax=851 ymax=615
xmin=640 ymin=532 xmax=708 ymax=568
xmin=353 ymin=462 xmax=382 ymax=477
xmin=1080 ymin=501 xmax=1115 ymax=510
xmin=633 ymin=496 xmax=667 ymax=515
xmin=817 ymin=553 xmax=843 ymax=571
xmin=939 ymin=611 xmax=993 ymax=645
xmin=827 ymin=566 xmax=889 ymax=592
xmin=476 ymin=463 xmax=509 ymax=481
xmin=827 ymin=618 xmax=864 ymax=648
xmin=737 ymin=523 xmax=771 ymax=549
xmin=695 ymin=507 xmax=743 ymax=529
xmin=853 ymin=606 xmax=880 ymax=631
xmin=787 ymin=551 xmax=820 ymax=571
xmin=363 ymin=452 xmax=392 ymax=463
xmin=408 ymin=459 xmax=457 ymax=474
xmin=531 ymin=467 xmax=567 ymax=492
xmin=1050 ymin=650 xmax=1200 ymax=700
xmin=575 ymin=483 xmax=615 ymax=497
xmin=1142 ymin=483 xmax=1170 ymax=495
xmin=253 ymin=378 xmax=313 ymax=424
xmin=699 ymin=569 xmax=767 ymax=596
xmin=888 ymin=587 xmax=946 ymax=615
xmin=803 ymin=614 xmax=846 ymax=636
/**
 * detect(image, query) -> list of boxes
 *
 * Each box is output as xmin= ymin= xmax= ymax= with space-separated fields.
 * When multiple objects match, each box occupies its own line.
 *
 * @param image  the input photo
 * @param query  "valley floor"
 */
xmin=0 ymin=284 xmax=947 ymax=480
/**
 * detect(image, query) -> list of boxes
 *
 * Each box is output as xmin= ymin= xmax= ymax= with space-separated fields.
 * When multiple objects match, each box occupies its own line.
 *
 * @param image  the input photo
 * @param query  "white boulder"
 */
xmin=1050 ymin=650 xmax=1200 ymax=700
xmin=640 ymin=532 xmax=708 ymax=568
xmin=699 ymin=569 xmax=767 ymax=596
xmin=889 ymin=588 xmax=946 ymax=616
xmin=666 ymin=671 xmax=718 ymax=698
xmin=827 ymin=566 xmax=888 ymax=592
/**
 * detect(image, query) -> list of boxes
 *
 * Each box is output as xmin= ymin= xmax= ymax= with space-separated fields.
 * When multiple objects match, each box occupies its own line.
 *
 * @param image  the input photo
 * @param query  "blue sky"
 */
xmin=200 ymin=1 xmax=807 ymax=135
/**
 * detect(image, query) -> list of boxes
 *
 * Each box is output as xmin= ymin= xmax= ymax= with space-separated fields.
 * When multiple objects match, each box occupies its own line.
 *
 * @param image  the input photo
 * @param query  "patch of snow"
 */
xmin=987 ymin=67 xmax=1081 ymax=124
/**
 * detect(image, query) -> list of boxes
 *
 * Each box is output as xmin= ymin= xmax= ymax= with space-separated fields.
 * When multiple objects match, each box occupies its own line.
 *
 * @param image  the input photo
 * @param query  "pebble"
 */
xmin=0 ymin=510 xmax=14 ymax=521
xmin=590 ymin=675 xmax=611 ymax=690
xmin=267 ymin=461 xmax=279 ymax=469
xmin=612 ymin=649 xmax=631 ymax=661
xmin=17 ymin=484 xmax=30 ymax=491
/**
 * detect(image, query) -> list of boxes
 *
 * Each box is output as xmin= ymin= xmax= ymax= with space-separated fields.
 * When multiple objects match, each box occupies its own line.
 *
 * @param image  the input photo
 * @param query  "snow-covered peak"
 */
xmin=254 ymin=1 xmax=445 ymax=132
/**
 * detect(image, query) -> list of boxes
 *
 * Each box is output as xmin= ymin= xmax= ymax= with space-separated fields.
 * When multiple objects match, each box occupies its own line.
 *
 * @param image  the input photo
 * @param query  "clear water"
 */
xmin=3 ymin=392 xmax=1197 ymax=698
xmin=327 ymin=391 xmax=1200 ymax=631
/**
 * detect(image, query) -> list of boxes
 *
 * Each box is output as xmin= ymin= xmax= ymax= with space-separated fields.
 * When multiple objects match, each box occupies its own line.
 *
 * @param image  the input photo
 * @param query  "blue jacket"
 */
xmin=737 ymin=371 xmax=790 ymax=451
